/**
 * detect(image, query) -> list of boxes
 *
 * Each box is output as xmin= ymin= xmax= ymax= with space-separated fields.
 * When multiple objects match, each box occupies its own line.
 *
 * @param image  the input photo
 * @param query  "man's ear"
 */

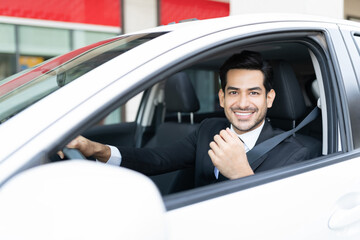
xmin=218 ymin=89 xmax=225 ymax=108
xmin=266 ymin=89 xmax=276 ymax=108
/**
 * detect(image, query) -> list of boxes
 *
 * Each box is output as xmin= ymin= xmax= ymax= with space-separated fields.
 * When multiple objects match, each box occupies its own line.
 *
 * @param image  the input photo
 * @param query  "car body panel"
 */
xmin=166 ymin=152 xmax=360 ymax=239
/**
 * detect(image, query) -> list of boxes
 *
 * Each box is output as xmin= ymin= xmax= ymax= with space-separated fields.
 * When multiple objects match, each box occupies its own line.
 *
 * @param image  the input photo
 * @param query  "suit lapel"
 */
xmin=255 ymin=120 xmax=276 ymax=145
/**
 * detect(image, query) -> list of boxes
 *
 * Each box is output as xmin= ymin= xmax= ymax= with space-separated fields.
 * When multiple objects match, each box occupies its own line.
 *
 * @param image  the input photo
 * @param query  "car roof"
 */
xmin=129 ymin=13 xmax=360 ymax=36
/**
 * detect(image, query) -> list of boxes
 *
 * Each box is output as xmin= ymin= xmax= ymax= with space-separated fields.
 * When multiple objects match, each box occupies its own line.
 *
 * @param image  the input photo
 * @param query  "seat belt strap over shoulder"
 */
xmin=247 ymin=107 xmax=320 ymax=170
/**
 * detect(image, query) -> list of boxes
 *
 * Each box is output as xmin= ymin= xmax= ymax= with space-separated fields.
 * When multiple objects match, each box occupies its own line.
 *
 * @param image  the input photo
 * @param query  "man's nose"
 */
xmin=237 ymin=94 xmax=250 ymax=108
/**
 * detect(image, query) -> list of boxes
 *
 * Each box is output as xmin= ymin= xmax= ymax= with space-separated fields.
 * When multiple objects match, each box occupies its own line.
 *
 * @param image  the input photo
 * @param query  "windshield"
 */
xmin=0 ymin=32 xmax=165 ymax=123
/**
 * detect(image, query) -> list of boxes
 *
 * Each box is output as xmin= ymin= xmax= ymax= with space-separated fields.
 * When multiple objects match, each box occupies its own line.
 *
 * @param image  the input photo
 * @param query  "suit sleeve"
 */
xmin=286 ymin=146 xmax=309 ymax=164
xmin=118 ymin=129 xmax=198 ymax=175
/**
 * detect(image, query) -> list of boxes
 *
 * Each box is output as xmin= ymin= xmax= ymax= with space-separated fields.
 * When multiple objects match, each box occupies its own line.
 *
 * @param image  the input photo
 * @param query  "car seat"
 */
xmin=146 ymin=72 xmax=200 ymax=195
xmin=267 ymin=60 xmax=322 ymax=158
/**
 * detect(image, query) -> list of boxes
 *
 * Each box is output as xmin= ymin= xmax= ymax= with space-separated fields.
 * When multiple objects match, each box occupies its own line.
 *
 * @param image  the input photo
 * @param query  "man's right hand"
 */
xmin=58 ymin=136 xmax=111 ymax=163
xmin=208 ymin=128 xmax=253 ymax=179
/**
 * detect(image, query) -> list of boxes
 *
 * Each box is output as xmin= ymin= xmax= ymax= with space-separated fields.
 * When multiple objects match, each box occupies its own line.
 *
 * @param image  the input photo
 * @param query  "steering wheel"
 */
xmin=62 ymin=147 xmax=86 ymax=160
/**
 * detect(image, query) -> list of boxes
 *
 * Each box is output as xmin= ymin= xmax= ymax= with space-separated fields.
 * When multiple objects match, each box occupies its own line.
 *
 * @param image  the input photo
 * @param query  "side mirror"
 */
xmin=0 ymin=160 xmax=167 ymax=240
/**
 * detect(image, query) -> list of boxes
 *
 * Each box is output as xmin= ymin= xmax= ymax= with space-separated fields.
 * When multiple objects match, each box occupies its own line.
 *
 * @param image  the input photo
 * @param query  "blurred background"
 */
xmin=0 ymin=0 xmax=359 ymax=122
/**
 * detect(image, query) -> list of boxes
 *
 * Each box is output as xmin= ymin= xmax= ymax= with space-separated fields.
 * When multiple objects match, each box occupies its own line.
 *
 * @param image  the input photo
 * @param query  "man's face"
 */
xmin=219 ymin=69 xmax=275 ymax=135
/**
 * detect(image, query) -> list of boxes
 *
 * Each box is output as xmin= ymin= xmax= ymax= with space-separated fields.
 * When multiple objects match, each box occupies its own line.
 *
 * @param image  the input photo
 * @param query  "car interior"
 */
xmin=54 ymin=37 xmax=330 ymax=196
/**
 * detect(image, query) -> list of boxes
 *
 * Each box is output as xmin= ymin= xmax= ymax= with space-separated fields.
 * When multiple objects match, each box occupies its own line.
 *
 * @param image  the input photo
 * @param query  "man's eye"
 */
xmin=229 ymin=91 xmax=238 ymax=95
xmin=250 ymin=92 xmax=259 ymax=95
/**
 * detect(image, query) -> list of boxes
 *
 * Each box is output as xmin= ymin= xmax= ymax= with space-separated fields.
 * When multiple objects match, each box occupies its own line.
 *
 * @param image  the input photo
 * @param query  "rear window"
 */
xmin=0 ymin=33 xmax=165 ymax=123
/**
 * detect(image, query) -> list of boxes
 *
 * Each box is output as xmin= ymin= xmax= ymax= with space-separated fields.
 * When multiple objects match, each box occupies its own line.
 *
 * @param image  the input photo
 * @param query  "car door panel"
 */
xmin=165 ymin=151 xmax=360 ymax=240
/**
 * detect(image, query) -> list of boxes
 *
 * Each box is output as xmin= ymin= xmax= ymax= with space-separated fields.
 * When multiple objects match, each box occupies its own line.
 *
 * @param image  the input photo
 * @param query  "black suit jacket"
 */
xmin=119 ymin=118 xmax=309 ymax=187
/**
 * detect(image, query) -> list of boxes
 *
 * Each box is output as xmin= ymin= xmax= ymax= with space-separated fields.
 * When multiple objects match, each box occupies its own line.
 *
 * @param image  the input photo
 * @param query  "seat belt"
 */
xmin=247 ymin=107 xmax=320 ymax=170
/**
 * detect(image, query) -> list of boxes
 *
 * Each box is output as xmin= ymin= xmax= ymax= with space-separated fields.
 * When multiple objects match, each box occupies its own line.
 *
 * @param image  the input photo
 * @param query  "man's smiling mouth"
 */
xmin=235 ymin=112 xmax=252 ymax=116
xmin=231 ymin=108 xmax=258 ymax=119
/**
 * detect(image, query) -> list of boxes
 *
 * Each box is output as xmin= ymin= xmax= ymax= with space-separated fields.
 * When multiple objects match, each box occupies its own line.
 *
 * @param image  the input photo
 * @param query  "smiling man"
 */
xmin=220 ymin=69 xmax=275 ymax=134
xmin=65 ymin=51 xmax=309 ymax=187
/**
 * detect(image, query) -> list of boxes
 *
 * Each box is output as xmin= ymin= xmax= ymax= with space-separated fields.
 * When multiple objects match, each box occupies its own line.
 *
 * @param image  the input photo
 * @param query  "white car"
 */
xmin=1 ymin=14 xmax=360 ymax=240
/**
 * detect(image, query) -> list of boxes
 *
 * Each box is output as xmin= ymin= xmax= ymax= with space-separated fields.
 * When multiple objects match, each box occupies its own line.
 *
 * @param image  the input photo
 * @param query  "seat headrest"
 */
xmin=165 ymin=72 xmax=200 ymax=113
xmin=267 ymin=61 xmax=307 ymax=120
xmin=311 ymin=79 xmax=320 ymax=99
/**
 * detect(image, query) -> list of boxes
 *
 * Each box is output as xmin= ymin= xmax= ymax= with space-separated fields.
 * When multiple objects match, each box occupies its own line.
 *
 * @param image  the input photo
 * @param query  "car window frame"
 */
xmin=151 ymin=30 xmax=345 ymax=210
xmin=337 ymin=26 xmax=360 ymax=149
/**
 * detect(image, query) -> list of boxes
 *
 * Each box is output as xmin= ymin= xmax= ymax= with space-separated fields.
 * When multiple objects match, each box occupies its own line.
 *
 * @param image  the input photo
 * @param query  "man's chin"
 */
xmin=233 ymin=119 xmax=264 ymax=133
xmin=232 ymin=124 xmax=254 ymax=134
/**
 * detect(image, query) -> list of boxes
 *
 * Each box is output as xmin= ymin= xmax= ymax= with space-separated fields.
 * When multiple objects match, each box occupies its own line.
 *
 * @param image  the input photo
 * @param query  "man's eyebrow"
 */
xmin=226 ymin=86 xmax=239 ymax=91
xmin=248 ymin=87 xmax=262 ymax=91
xmin=226 ymin=86 xmax=263 ymax=91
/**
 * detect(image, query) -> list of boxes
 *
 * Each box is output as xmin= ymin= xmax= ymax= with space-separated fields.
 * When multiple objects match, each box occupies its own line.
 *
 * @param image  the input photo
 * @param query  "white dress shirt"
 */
xmin=97 ymin=145 xmax=122 ymax=166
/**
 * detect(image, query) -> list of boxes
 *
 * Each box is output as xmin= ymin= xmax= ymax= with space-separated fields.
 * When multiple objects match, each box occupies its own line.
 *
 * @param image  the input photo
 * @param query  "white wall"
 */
xmin=123 ymin=0 xmax=158 ymax=33
xmin=230 ymin=0 xmax=344 ymax=19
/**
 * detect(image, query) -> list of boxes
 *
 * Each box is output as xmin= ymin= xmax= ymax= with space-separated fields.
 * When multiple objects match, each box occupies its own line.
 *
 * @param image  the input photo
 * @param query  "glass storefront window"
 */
xmin=19 ymin=26 xmax=71 ymax=56
xmin=73 ymin=30 xmax=118 ymax=49
xmin=0 ymin=24 xmax=16 ymax=81
xmin=0 ymin=24 xmax=16 ymax=53
xmin=0 ymin=22 xmax=119 ymax=89
xmin=0 ymin=54 xmax=16 ymax=81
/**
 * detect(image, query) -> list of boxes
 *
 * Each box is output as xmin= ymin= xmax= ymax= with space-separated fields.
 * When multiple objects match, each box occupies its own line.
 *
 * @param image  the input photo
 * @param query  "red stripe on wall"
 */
xmin=0 ymin=0 xmax=229 ymax=28
xmin=0 ymin=0 xmax=121 ymax=27
xmin=161 ymin=0 xmax=229 ymax=25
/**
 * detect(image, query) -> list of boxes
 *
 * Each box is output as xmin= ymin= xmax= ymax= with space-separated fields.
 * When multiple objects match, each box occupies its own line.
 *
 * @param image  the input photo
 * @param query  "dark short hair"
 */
xmin=219 ymin=50 xmax=273 ymax=93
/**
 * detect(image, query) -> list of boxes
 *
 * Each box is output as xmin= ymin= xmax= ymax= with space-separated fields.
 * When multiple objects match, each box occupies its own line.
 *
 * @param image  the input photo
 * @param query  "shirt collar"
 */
xmin=230 ymin=121 xmax=265 ymax=151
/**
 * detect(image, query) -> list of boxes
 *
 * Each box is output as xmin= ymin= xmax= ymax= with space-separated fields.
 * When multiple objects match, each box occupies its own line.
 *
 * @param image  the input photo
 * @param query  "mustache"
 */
xmin=230 ymin=107 xmax=258 ymax=112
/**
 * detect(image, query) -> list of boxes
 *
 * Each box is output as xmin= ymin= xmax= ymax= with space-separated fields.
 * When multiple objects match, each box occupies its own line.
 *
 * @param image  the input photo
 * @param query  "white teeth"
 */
xmin=235 ymin=112 xmax=252 ymax=116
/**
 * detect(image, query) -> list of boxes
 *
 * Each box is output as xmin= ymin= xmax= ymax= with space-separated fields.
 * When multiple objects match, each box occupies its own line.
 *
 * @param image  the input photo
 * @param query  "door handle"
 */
xmin=328 ymin=192 xmax=360 ymax=235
